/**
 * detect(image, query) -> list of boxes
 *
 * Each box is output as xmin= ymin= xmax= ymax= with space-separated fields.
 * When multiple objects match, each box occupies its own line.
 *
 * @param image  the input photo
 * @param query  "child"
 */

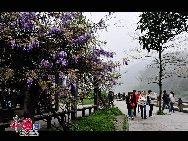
xmin=178 ymin=98 xmax=183 ymax=112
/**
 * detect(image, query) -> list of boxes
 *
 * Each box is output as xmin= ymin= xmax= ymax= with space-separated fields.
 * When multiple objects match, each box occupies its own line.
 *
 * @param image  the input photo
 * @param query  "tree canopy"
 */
xmin=137 ymin=12 xmax=188 ymax=52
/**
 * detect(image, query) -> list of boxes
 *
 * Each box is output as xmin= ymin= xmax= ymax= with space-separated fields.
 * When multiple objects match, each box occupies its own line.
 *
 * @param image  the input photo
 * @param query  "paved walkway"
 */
xmin=114 ymin=100 xmax=188 ymax=131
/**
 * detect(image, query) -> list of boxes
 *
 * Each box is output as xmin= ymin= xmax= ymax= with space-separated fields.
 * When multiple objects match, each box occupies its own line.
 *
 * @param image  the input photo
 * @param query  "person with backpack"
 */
xmin=169 ymin=91 xmax=176 ymax=113
xmin=126 ymin=92 xmax=134 ymax=120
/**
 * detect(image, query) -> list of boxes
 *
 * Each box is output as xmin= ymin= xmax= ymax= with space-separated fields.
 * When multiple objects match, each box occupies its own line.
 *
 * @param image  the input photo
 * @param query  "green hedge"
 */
xmin=72 ymin=107 xmax=122 ymax=131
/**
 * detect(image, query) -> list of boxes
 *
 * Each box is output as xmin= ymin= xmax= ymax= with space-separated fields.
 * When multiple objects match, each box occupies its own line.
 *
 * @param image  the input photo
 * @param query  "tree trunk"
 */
xmin=55 ymin=72 xmax=60 ymax=111
xmin=158 ymin=48 xmax=162 ymax=112
xmin=94 ymin=87 xmax=98 ymax=111
xmin=23 ymin=86 xmax=35 ymax=121
xmin=71 ymin=82 xmax=78 ymax=120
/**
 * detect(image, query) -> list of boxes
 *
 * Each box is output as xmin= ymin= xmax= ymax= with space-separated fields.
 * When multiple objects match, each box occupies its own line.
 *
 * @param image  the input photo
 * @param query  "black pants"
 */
xmin=162 ymin=102 xmax=170 ymax=110
xmin=140 ymin=105 xmax=147 ymax=118
xmin=134 ymin=103 xmax=137 ymax=116
xmin=149 ymin=104 xmax=154 ymax=117
xmin=138 ymin=105 xmax=140 ymax=113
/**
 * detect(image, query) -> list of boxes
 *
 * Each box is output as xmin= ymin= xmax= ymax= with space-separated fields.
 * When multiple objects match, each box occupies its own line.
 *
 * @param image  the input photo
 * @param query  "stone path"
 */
xmin=114 ymin=100 xmax=188 ymax=131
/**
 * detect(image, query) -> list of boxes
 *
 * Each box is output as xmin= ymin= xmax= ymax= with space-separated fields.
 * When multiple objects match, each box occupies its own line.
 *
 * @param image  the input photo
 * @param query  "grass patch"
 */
xmin=72 ymin=107 xmax=122 ymax=131
xmin=122 ymin=115 xmax=129 ymax=131
xmin=82 ymin=98 xmax=94 ymax=105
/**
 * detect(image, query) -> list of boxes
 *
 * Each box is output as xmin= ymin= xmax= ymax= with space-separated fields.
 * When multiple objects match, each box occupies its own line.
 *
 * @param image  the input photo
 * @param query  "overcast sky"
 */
xmin=84 ymin=12 xmax=152 ymax=94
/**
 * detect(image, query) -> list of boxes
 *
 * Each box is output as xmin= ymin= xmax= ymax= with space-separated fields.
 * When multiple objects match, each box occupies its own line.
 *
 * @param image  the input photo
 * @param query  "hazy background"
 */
xmin=84 ymin=12 xmax=188 ymax=101
xmin=84 ymin=12 xmax=151 ymax=93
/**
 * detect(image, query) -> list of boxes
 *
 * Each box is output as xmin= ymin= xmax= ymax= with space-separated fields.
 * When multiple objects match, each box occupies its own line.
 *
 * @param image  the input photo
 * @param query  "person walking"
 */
xmin=138 ymin=91 xmax=147 ymax=119
xmin=122 ymin=92 xmax=126 ymax=100
xmin=169 ymin=91 xmax=176 ymax=113
xmin=108 ymin=91 xmax=114 ymax=106
xmin=178 ymin=98 xmax=183 ymax=112
xmin=162 ymin=90 xmax=170 ymax=111
xmin=147 ymin=90 xmax=154 ymax=117
xmin=126 ymin=92 xmax=134 ymax=120
xmin=132 ymin=90 xmax=137 ymax=116
xmin=118 ymin=92 xmax=121 ymax=99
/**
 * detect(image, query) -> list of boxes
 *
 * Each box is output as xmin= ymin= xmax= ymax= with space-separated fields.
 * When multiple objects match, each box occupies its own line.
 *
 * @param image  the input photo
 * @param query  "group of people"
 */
xmin=162 ymin=90 xmax=183 ymax=112
xmin=126 ymin=90 xmax=155 ymax=120
xmin=125 ymin=89 xmax=182 ymax=120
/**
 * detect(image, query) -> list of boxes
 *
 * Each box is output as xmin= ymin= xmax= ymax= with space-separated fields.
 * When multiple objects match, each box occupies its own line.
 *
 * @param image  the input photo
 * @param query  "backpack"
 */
xmin=130 ymin=102 xmax=135 ymax=107
xmin=147 ymin=95 xmax=151 ymax=105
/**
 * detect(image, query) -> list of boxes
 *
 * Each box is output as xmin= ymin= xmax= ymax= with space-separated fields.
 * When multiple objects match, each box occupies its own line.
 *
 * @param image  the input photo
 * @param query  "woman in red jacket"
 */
xmin=132 ymin=90 xmax=137 ymax=116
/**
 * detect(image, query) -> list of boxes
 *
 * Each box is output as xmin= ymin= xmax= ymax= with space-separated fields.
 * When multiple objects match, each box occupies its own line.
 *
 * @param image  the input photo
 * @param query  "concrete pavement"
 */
xmin=114 ymin=100 xmax=188 ymax=131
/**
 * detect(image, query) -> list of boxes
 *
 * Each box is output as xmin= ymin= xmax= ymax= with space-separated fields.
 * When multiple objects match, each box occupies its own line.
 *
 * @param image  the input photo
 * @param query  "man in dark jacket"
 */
xmin=108 ymin=91 xmax=114 ymax=106
xmin=162 ymin=90 xmax=170 ymax=111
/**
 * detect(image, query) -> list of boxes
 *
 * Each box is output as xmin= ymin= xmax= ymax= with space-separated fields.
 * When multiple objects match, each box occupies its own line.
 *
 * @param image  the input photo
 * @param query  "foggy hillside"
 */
xmin=136 ymin=51 xmax=188 ymax=101
xmin=113 ymin=59 xmax=151 ymax=95
xmin=114 ymin=51 xmax=188 ymax=102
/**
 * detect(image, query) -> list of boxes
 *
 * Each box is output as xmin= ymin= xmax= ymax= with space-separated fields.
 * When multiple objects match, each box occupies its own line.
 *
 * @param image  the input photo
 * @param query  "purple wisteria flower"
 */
xmin=61 ymin=12 xmax=76 ymax=25
xmin=40 ymin=59 xmax=52 ymax=68
xmin=56 ymin=58 xmax=67 ymax=66
xmin=105 ymin=52 xmax=114 ymax=58
xmin=27 ymin=77 xmax=33 ymax=87
xmin=49 ymin=27 xmax=61 ymax=34
xmin=90 ymin=55 xmax=98 ymax=62
xmin=72 ymin=34 xmax=90 ymax=44
xmin=9 ymin=39 xmax=17 ymax=48
xmin=17 ymin=12 xmax=36 ymax=31
xmin=109 ymin=52 xmax=114 ymax=58
xmin=57 ymin=51 xmax=67 ymax=58
xmin=107 ymin=67 xmax=113 ymax=72
xmin=99 ymin=48 xmax=106 ymax=56
xmin=70 ymin=56 xmax=78 ymax=63
xmin=61 ymin=60 xmax=67 ymax=66
xmin=24 ymin=39 xmax=40 ymax=51
xmin=94 ymin=47 xmax=114 ymax=58
xmin=94 ymin=49 xmax=100 ymax=56
xmin=20 ymin=12 xmax=36 ymax=20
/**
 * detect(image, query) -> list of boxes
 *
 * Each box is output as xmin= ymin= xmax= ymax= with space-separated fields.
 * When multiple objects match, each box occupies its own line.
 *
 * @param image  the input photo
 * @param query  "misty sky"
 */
xmin=84 ymin=12 xmax=152 ymax=94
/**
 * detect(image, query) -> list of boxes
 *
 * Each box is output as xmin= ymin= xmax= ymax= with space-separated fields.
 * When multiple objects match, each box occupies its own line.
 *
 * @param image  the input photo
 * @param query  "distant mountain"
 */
xmin=113 ymin=59 xmax=151 ymax=94
xmin=135 ymin=51 xmax=188 ymax=101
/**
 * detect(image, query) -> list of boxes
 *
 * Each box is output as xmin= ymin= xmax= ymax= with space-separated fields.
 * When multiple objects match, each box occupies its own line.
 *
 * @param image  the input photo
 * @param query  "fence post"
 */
xmin=82 ymin=109 xmax=85 ymax=117
xmin=71 ymin=110 xmax=76 ymax=120
xmin=89 ymin=108 xmax=92 ymax=115
xmin=47 ymin=116 xmax=52 ymax=129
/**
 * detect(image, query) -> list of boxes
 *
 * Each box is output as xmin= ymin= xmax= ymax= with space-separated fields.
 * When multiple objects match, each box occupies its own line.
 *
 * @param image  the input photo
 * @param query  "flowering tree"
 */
xmin=0 ymin=12 xmax=120 ymax=125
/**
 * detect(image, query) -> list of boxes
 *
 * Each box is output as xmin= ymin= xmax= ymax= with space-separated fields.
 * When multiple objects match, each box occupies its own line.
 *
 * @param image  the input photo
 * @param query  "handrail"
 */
xmin=77 ymin=105 xmax=97 ymax=111
xmin=154 ymin=99 xmax=188 ymax=104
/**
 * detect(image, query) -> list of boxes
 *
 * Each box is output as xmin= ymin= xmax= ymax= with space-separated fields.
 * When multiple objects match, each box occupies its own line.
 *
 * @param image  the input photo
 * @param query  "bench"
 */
xmin=34 ymin=113 xmax=53 ymax=129
xmin=0 ymin=122 xmax=11 ymax=131
xmin=77 ymin=105 xmax=97 ymax=117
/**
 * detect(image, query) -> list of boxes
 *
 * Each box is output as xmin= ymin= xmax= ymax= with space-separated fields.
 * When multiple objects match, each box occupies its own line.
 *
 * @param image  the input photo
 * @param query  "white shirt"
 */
xmin=169 ymin=94 xmax=175 ymax=103
xmin=138 ymin=95 xmax=147 ymax=106
xmin=148 ymin=93 xmax=155 ymax=105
